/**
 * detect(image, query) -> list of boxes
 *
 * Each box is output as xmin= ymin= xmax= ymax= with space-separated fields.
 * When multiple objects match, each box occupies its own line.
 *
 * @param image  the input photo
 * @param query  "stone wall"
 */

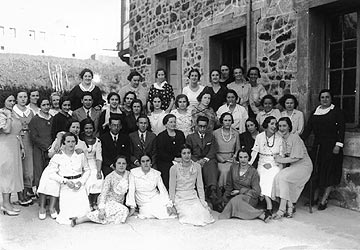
xmin=128 ymin=0 xmax=360 ymax=212
xmin=129 ymin=0 xmax=299 ymax=99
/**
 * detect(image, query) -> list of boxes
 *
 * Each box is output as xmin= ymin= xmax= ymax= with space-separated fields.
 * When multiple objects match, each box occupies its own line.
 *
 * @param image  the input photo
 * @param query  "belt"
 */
xmin=63 ymin=174 xmax=82 ymax=180
xmin=259 ymin=153 xmax=274 ymax=156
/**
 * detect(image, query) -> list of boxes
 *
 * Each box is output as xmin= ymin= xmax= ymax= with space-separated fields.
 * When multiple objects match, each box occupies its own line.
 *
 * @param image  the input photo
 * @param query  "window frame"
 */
xmin=325 ymin=10 xmax=360 ymax=127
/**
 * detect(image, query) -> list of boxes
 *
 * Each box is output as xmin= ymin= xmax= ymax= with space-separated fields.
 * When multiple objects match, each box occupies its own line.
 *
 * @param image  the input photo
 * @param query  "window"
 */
xmin=327 ymin=11 xmax=359 ymax=124
xmin=39 ymin=31 xmax=46 ymax=41
xmin=28 ymin=30 xmax=35 ymax=40
xmin=9 ymin=28 xmax=16 ymax=38
xmin=209 ymin=27 xmax=247 ymax=73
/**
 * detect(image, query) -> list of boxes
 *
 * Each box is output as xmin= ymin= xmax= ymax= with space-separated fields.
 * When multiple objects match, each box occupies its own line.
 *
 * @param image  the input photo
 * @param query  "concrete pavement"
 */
xmin=1 ymin=201 xmax=360 ymax=250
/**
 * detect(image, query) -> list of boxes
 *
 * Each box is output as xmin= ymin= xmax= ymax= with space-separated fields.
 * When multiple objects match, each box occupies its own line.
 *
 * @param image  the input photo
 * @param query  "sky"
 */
xmin=0 ymin=0 xmax=121 ymax=56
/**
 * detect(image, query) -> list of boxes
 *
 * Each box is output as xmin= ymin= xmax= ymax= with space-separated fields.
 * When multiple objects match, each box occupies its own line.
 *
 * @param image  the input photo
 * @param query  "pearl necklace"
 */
xmin=221 ymin=128 xmax=232 ymax=142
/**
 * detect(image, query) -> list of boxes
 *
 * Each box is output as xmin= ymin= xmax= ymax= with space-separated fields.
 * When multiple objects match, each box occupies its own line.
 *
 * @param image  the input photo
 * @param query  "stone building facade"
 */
xmin=121 ymin=0 xmax=360 ymax=211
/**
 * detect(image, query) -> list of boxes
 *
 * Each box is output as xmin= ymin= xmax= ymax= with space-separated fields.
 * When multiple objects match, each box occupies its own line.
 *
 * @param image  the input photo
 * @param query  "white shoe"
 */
xmin=50 ymin=211 xmax=58 ymax=219
xmin=39 ymin=211 xmax=46 ymax=220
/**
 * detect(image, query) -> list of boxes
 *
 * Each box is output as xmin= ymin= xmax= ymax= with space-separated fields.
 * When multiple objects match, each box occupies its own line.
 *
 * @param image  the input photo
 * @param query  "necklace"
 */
xmin=265 ymin=134 xmax=275 ymax=147
xmin=221 ymin=128 xmax=232 ymax=142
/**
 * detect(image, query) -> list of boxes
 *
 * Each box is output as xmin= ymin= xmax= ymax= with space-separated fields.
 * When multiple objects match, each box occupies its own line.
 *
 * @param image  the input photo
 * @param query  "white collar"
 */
xmin=153 ymin=81 xmax=167 ymax=90
xmin=314 ymin=104 xmax=334 ymax=115
xmin=110 ymin=132 xmax=118 ymax=139
xmin=13 ymin=105 xmax=32 ymax=117
xmin=79 ymin=82 xmax=95 ymax=92
xmin=38 ymin=112 xmax=52 ymax=120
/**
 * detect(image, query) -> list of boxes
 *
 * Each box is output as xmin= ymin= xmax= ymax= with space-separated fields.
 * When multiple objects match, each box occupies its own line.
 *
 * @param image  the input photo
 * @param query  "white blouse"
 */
xmin=48 ymin=151 xmax=90 ymax=185
xmin=126 ymin=167 xmax=172 ymax=208
xmin=182 ymin=85 xmax=205 ymax=108
xmin=281 ymin=109 xmax=304 ymax=135
xmin=217 ymin=104 xmax=249 ymax=133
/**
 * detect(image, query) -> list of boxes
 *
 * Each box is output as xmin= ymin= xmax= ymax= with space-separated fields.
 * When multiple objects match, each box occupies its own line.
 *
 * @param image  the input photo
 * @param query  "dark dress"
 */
xmin=156 ymin=129 xmax=185 ymax=189
xmin=302 ymin=107 xmax=345 ymax=188
xmin=219 ymin=164 xmax=263 ymax=220
xmin=51 ymin=112 xmax=72 ymax=140
xmin=204 ymin=86 xmax=228 ymax=112
xmin=219 ymin=77 xmax=234 ymax=88
xmin=148 ymin=82 xmax=175 ymax=111
xmin=69 ymin=84 xmax=105 ymax=111
xmin=239 ymin=131 xmax=258 ymax=168
xmin=29 ymin=115 xmax=53 ymax=187
xmin=124 ymin=114 xmax=138 ymax=134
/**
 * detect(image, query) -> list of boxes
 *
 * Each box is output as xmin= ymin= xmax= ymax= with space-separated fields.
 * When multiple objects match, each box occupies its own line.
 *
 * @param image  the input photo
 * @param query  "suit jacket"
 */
xmin=129 ymin=130 xmax=157 ymax=168
xmin=100 ymin=132 xmax=131 ymax=176
xmin=72 ymin=107 xmax=101 ymax=135
xmin=186 ymin=132 xmax=217 ymax=162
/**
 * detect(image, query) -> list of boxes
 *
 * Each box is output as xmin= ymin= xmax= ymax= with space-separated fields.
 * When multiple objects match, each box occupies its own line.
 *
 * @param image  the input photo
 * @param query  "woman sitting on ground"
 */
xmin=48 ymin=132 xmax=90 ymax=225
xmin=169 ymin=144 xmax=215 ymax=226
xmin=37 ymin=119 xmax=87 ymax=220
xmin=71 ymin=155 xmax=130 ymax=226
xmin=219 ymin=149 xmax=270 ymax=223
xmin=126 ymin=154 xmax=176 ymax=219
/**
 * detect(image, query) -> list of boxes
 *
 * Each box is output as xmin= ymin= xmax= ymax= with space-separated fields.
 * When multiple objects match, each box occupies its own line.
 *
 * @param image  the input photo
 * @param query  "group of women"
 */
xmin=0 ymin=64 xmax=345 ymax=227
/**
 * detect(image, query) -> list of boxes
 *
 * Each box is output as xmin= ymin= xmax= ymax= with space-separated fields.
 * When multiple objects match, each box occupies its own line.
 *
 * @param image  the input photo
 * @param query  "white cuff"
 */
xmin=335 ymin=142 xmax=343 ymax=148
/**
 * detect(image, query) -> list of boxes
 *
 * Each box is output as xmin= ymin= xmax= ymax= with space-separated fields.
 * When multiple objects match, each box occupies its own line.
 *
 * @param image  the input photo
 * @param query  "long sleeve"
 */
xmin=125 ymin=172 xmax=136 ymax=208
xmin=335 ymin=108 xmax=345 ymax=145
xmin=235 ymin=131 xmax=241 ymax=153
xmin=29 ymin=118 xmax=49 ymax=151
xmin=48 ymin=155 xmax=67 ymax=184
xmin=157 ymin=174 xmax=172 ymax=206
xmin=301 ymin=112 xmax=314 ymax=141
xmin=296 ymin=111 xmax=304 ymax=135
xmin=95 ymin=139 xmax=103 ymax=161
xmin=80 ymin=154 xmax=90 ymax=185
xmin=98 ymin=175 xmax=111 ymax=209
xmin=206 ymin=134 xmax=217 ymax=160
xmin=223 ymin=167 xmax=234 ymax=200
xmin=168 ymin=165 xmax=177 ymax=202
xmin=150 ymin=136 xmax=157 ymax=168
xmin=195 ymin=165 xmax=206 ymax=201
xmin=245 ymin=169 xmax=261 ymax=198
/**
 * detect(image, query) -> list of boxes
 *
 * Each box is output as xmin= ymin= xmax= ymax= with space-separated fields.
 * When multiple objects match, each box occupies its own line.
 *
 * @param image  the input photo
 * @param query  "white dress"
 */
xmin=169 ymin=162 xmax=215 ymax=226
xmin=37 ymin=137 xmax=88 ymax=197
xmin=252 ymin=132 xmax=283 ymax=197
xmin=84 ymin=138 xmax=104 ymax=194
xmin=148 ymin=110 xmax=166 ymax=135
xmin=126 ymin=167 xmax=175 ymax=219
xmin=182 ymin=85 xmax=205 ymax=109
xmin=48 ymin=151 xmax=90 ymax=225
xmin=280 ymin=110 xmax=304 ymax=135
xmin=170 ymin=109 xmax=193 ymax=137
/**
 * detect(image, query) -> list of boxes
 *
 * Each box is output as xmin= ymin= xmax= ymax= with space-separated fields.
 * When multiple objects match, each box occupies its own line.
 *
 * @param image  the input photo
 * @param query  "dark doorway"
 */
xmin=155 ymin=49 xmax=180 ymax=95
xmin=209 ymin=27 xmax=247 ymax=72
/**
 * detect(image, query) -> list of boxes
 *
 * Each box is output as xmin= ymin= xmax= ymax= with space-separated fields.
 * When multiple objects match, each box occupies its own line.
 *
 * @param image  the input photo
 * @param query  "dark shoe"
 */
xmin=261 ymin=211 xmax=271 ymax=223
xmin=318 ymin=200 xmax=328 ymax=211
xmin=265 ymin=209 xmax=272 ymax=218
xmin=285 ymin=206 xmax=294 ymax=218
xmin=70 ymin=217 xmax=77 ymax=227
xmin=304 ymin=199 xmax=319 ymax=206
xmin=16 ymin=199 xmax=33 ymax=206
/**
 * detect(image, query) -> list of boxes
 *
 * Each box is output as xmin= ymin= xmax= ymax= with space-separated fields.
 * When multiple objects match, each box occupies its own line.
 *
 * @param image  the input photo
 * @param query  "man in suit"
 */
xmin=100 ymin=115 xmax=131 ymax=177
xmin=129 ymin=115 xmax=157 ymax=169
xmin=72 ymin=91 xmax=101 ymax=135
xmin=186 ymin=116 xmax=221 ymax=211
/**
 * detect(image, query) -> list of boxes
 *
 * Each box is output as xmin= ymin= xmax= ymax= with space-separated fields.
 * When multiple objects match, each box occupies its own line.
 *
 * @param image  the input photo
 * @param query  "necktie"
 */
xmin=140 ymin=133 xmax=145 ymax=150
xmin=113 ymin=136 xmax=117 ymax=147
xmin=86 ymin=110 xmax=90 ymax=118
xmin=201 ymin=134 xmax=204 ymax=147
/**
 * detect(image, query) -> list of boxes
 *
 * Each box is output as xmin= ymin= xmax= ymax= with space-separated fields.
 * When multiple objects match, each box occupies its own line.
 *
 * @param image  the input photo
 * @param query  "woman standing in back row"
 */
xmin=301 ymin=89 xmax=345 ymax=211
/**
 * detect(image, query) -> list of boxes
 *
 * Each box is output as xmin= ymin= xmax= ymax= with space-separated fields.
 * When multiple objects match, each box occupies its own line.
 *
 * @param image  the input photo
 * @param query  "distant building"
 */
xmin=119 ymin=0 xmax=360 ymax=212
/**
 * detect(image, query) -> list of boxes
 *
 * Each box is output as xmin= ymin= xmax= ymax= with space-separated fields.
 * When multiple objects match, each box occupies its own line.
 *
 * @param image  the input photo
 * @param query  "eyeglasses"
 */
xmin=198 ymin=125 xmax=207 ymax=128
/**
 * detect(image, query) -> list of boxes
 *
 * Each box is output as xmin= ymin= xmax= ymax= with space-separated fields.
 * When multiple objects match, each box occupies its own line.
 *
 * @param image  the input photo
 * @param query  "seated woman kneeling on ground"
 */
xmin=219 ymin=148 xmax=270 ymax=222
